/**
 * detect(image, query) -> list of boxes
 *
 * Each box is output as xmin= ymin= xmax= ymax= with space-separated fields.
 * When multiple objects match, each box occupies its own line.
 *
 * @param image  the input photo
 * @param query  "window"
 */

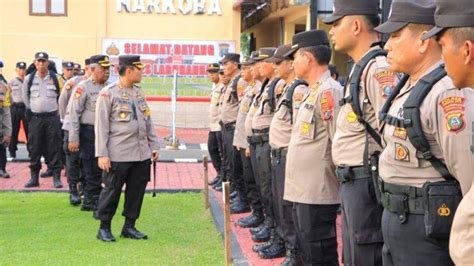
xmin=30 ymin=0 xmax=67 ymax=16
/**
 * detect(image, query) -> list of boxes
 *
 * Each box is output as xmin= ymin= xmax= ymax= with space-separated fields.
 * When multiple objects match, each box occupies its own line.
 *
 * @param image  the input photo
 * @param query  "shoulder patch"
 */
xmin=374 ymin=68 xmax=396 ymax=98
xmin=320 ymin=90 xmax=335 ymax=121
xmin=74 ymin=87 xmax=84 ymax=99
xmin=439 ymin=96 xmax=465 ymax=133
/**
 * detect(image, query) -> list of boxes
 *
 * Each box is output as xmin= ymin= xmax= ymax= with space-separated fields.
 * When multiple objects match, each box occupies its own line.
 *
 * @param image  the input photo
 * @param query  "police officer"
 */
xmin=265 ymin=44 xmax=308 ymax=263
xmin=323 ymin=1 xmax=398 ymax=264
xmin=374 ymin=0 xmax=473 ymax=264
xmin=219 ymin=53 xmax=248 ymax=208
xmin=95 ymin=55 xmax=159 ymax=242
xmin=207 ymin=63 xmax=224 ymax=187
xmin=59 ymin=57 xmax=91 ymax=205
xmin=73 ymin=63 xmax=82 ymax=77
xmin=283 ymin=30 xmax=342 ymax=265
xmin=8 ymin=62 xmax=28 ymax=159
xmin=421 ymin=1 xmax=474 ymax=264
xmin=68 ymin=55 xmax=111 ymax=212
xmin=0 ymin=65 xmax=12 ymax=178
xmin=23 ymin=52 xmax=63 ymax=188
xmin=61 ymin=61 xmax=74 ymax=82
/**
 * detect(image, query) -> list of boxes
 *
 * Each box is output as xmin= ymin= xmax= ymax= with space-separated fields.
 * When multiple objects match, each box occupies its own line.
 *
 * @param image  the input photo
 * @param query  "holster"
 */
xmin=422 ymin=181 xmax=462 ymax=239
xmin=369 ymin=151 xmax=382 ymax=205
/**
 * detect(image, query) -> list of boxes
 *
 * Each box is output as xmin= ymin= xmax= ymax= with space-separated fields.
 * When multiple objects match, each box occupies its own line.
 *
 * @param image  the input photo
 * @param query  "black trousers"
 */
xmin=293 ymin=203 xmax=339 ymax=266
xmin=63 ymin=130 xmax=82 ymax=185
xmin=0 ymin=144 xmax=6 ymax=170
xmin=271 ymin=150 xmax=297 ymax=250
xmin=28 ymin=113 xmax=62 ymax=172
xmin=340 ymin=177 xmax=383 ymax=266
xmin=207 ymin=131 xmax=222 ymax=176
xmin=221 ymin=125 xmax=235 ymax=180
xmin=79 ymin=125 xmax=101 ymax=196
xmin=97 ymin=160 xmax=151 ymax=222
xmin=254 ymin=141 xmax=273 ymax=221
xmin=240 ymin=149 xmax=262 ymax=213
xmin=9 ymin=103 xmax=28 ymax=154
xmin=382 ymin=210 xmax=453 ymax=266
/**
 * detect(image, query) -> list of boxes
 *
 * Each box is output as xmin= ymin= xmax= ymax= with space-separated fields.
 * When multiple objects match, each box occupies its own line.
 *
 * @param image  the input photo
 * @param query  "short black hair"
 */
xmin=299 ymin=45 xmax=332 ymax=65
xmin=363 ymin=15 xmax=381 ymax=31
xmin=329 ymin=64 xmax=339 ymax=80
xmin=118 ymin=64 xmax=134 ymax=76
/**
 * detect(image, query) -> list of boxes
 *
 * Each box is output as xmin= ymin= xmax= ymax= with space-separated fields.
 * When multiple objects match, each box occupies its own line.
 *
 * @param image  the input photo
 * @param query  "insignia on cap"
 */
xmin=39 ymin=53 xmax=44 ymax=57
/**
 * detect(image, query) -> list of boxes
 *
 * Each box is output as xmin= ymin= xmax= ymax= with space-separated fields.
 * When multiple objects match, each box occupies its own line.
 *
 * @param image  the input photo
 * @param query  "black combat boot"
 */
xmin=280 ymin=248 xmax=301 ymax=266
xmin=238 ymin=211 xmax=264 ymax=228
xmin=208 ymin=174 xmax=221 ymax=186
xmin=121 ymin=218 xmax=148 ymax=240
xmin=91 ymin=194 xmax=100 ymax=220
xmin=252 ymin=224 xmax=271 ymax=242
xmin=97 ymin=220 xmax=115 ymax=242
xmin=81 ymin=193 xmax=94 ymax=211
xmin=24 ymin=170 xmax=40 ymax=188
xmin=53 ymin=170 xmax=63 ymax=188
xmin=258 ymin=233 xmax=286 ymax=259
xmin=69 ymin=183 xmax=81 ymax=206
xmin=251 ymin=217 xmax=272 ymax=235
xmin=253 ymin=233 xmax=275 ymax=252
xmin=40 ymin=168 xmax=53 ymax=178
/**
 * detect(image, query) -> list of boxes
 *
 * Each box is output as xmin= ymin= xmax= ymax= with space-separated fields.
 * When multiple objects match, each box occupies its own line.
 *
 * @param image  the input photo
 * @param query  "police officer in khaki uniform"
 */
xmin=267 ymin=44 xmax=308 ymax=263
xmin=422 ymin=1 xmax=474 ymax=264
xmin=323 ymin=1 xmax=398 ymax=264
xmin=95 ymin=55 xmax=159 ymax=242
xmin=207 ymin=63 xmax=224 ymax=187
xmin=374 ymin=0 xmax=473 ymax=264
xmin=219 ymin=53 xmax=248 ymax=211
xmin=69 ymin=55 xmax=111 ymax=212
xmin=59 ymin=57 xmax=92 ymax=206
xmin=8 ymin=62 xmax=28 ymax=159
xmin=248 ymin=47 xmax=287 ymax=245
xmin=283 ymin=30 xmax=342 ymax=265
xmin=0 ymin=71 xmax=12 ymax=178
xmin=23 ymin=52 xmax=64 ymax=188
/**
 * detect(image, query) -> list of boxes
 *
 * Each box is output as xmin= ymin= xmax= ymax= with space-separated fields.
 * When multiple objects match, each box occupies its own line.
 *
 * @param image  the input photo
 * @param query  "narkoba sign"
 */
xmin=116 ymin=0 xmax=222 ymax=15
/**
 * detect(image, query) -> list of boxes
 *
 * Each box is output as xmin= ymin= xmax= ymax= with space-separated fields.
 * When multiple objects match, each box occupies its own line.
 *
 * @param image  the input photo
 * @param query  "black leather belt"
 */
xmin=247 ymin=134 xmax=269 ymax=145
xmin=221 ymin=121 xmax=236 ymax=130
xmin=335 ymin=165 xmax=371 ymax=183
xmin=31 ymin=111 xmax=58 ymax=118
xmin=252 ymin=128 xmax=269 ymax=134
xmin=80 ymin=124 xmax=94 ymax=130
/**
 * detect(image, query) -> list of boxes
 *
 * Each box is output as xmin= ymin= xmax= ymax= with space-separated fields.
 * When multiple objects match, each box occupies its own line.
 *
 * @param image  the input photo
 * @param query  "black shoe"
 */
xmin=9 ymin=150 xmax=16 ymax=158
xmin=69 ymin=184 xmax=81 ymax=206
xmin=121 ymin=227 xmax=148 ymax=240
xmin=208 ymin=175 xmax=221 ymax=186
xmin=238 ymin=213 xmax=264 ymax=228
xmin=252 ymin=239 xmax=274 ymax=253
xmin=81 ymin=195 xmax=94 ymax=211
xmin=250 ymin=219 xmax=271 ymax=235
xmin=258 ymin=241 xmax=286 ymax=259
xmin=97 ymin=229 xmax=116 ymax=242
xmin=280 ymin=249 xmax=301 ymax=266
xmin=92 ymin=211 xmax=100 ymax=220
xmin=40 ymin=169 xmax=53 ymax=178
xmin=213 ymin=182 xmax=222 ymax=192
xmin=0 ymin=169 xmax=10 ymax=179
xmin=53 ymin=171 xmax=63 ymax=188
xmin=24 ymin=172 xmax=40 ymax=188
xmin=230 ymin=190 xmax=238 ymax=199
xmin=230 ymin=201 xmax=251 ymax=214
xmin=252 ymin=225 xmax=271 ymax=242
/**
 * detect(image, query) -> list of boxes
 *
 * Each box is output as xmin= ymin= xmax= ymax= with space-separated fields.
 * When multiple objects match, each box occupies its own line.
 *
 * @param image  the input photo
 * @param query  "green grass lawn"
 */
xmin=0 ymin=192 xmax=223 ymax=265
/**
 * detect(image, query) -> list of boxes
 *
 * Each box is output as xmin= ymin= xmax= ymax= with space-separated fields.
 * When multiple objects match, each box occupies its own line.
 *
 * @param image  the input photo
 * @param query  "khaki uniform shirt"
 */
xmin=233 ymin=80 xmax=261 ymax=149
xmin=59 ymin=75 xmax=86 ymax=120
xmin=95 ymin=81 xmax=160 ymax=162
xmin=209 ymin=83 xmax=223 ymax=132
xmin=269 ymin=81 xmax=308 ymax=149
xmin=245 ymin=93 xmax=259 ymax=138
xmin=22 ymin=72 xmax=61 ymax=113
xmin=68 ymin=79 xmax=108 ymax=143
xmin=379 ymin=62 xmax=473 ymax=195
xmin=0 ymin=81 xmax=12 ymax=137
xmin=284 ymin=71 xmax=343 ymax=204
xmin=252 ymin=79 xmax=286 ymax=130
xmin=8 ymin=77 xmax=24 ymax=104
xmin=332 ymin=47 xmax=398 ymax=166
xmin=219 ymin=72 xmax=247 ymax=124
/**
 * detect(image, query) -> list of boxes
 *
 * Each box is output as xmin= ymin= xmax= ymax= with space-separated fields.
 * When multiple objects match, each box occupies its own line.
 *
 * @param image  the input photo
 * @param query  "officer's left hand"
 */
xmin=2 ymin=136 xmax=11 ymax=145
xmin=152 ymin=150 xmax=159 ymax=162
xmin=68 ymin=142 xmax=80 ymax=153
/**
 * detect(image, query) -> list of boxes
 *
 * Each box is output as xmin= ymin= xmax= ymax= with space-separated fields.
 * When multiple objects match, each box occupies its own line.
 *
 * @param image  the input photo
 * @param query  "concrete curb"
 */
xmin=208 ymin=190 xmax=248 ymax=266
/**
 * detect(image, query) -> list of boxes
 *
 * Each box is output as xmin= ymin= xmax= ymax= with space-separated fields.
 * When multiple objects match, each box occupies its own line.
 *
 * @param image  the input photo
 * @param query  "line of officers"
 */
xmin=0 ymin=52 xmax=159 ymax=241
xmin=206 ymin=0 xmax=474 ymax=265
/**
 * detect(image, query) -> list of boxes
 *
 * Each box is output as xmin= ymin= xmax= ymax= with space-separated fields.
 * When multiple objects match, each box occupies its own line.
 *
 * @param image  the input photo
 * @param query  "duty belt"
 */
xmin=335 ymin=166 xmax=371 ymax=183
xmin=380 ymin=181 xmax=425 ymax=220
xmin=31 ymin=111 xmax=58 ymax=118
xmin=252 ymin=128 xmax=270 ymax=134
xmin=220 ymin=121 xmax=236 ymax=131
xmin=11 ymin=102 xmax=25 ymax=108
xmin=80 ymin=124 xmax=94 ymax=130
xmin=247 ymin=133 xmax=269 ymax=145
xmin=271 ymin=147 xmax=288 ymax=158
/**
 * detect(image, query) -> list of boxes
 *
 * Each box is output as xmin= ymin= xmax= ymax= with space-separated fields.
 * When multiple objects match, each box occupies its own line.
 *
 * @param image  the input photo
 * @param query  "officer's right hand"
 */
xmin=68 ymin=142 xmax=79 ymax=153
xmin=98 ymin=156 xmax=111 ymax=173
xmin=245 ymin=147 xmax=250 ymax=158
